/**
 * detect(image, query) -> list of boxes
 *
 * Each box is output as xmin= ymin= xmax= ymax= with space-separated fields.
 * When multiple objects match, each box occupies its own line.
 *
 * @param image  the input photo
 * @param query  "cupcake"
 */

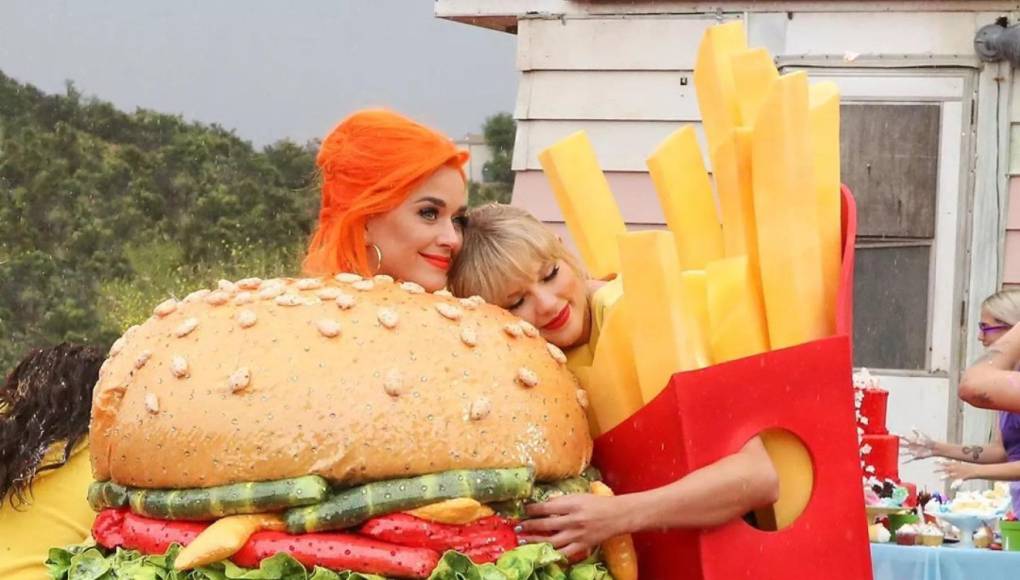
xmin=919 ymin=523 xmax=944 ymax=546
xmin=896 ymin=523 xmax=919 ymax=546
xmin=869 ymin=523 xmax=891 ymax=543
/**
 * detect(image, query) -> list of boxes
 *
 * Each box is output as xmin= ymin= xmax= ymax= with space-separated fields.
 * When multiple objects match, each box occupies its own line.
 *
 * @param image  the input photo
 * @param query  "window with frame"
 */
xmin=840 ymin=102 xmax=940 ymax=370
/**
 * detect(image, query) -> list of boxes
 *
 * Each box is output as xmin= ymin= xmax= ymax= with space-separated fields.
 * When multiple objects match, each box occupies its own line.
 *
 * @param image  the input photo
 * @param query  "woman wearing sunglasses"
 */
xmin=903 ymin=290 xmax=1020 ymax=514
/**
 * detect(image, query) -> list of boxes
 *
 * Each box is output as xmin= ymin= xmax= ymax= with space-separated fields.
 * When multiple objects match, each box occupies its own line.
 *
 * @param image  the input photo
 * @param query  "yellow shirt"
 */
xmin=566 ymin=277 xmax=624 ymax=378
xmin=0 ymin=442 xmax=95 ymax=580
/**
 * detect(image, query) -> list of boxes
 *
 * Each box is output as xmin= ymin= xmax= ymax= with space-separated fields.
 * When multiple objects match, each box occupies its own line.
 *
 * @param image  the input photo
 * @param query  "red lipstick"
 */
xmin=543 ymin=305 xmax=571 ymax=332
xmin=420 ymin=253 xmax=451 ymax=271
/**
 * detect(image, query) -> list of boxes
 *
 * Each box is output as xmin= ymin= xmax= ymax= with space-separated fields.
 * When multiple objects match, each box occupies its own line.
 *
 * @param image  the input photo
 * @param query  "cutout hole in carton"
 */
xmin=752 ymin=428 xmax=814 ymax=531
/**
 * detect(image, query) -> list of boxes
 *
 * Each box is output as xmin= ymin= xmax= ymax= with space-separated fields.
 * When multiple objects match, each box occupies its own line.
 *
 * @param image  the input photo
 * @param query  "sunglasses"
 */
xmin=979 ymin=322 xmax=1011 ymax=334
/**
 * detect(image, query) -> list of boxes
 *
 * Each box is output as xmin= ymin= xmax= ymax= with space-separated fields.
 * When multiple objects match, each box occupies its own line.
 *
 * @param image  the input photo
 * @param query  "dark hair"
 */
xmin=0 ymin=343 xmax=104 ymax=507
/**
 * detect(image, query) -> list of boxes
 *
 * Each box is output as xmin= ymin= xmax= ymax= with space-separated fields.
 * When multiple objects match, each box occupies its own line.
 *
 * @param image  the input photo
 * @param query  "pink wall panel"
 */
xmin=1008 ymin=177 xmax=1020 ymax=230
xmin=538 ymin=221 xmax=667 ymax=262
xmin=1006 ymin=230 xmax=1020 ymax=285
xmin=511 ymin=170 xmax=669 ymax=225
xmin=513 ymin=171 xmax=1020 ymax=285
xmin=511 ymin=170 xmax=668 ymax=258
xmin=1006 ymin=178 xmax=1020 ymax=284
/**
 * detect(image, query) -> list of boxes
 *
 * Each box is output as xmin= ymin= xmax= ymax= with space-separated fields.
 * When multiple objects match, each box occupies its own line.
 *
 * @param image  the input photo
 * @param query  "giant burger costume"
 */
xmin=52 ymin=275 xmax=622 ymax=579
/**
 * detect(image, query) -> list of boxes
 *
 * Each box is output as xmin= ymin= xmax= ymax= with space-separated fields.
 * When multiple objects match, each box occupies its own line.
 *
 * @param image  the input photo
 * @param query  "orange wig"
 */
xmin=303 ymin=109 xmax=469 ymax=276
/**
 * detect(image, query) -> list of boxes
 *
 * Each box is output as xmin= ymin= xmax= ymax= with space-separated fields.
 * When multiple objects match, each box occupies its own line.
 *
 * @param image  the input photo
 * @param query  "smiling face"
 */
xmin=500 ymin=258 xmax=591 ymax=349
xmin=446 ymin=203 xmax=593 ymax=349
xmin=364 ymin=166 xmax=467 ymax=292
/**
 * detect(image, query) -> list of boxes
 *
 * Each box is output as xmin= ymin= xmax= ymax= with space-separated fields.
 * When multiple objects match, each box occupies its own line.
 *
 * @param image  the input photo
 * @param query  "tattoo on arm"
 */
xmin=962 ymin=445 xmax=984 ymax=461
xmin=971 ymin=392 xmax=994 ymax=407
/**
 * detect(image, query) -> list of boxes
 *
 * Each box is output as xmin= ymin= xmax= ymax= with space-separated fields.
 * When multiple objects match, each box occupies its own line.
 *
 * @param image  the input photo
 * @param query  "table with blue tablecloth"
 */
xmin=872 ymin=543 xmax=1020 ymax=579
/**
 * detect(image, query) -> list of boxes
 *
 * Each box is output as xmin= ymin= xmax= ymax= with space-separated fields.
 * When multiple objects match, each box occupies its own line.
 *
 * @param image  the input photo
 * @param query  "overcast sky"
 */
xmin=0 ymin=1 xmax=519 ymax=147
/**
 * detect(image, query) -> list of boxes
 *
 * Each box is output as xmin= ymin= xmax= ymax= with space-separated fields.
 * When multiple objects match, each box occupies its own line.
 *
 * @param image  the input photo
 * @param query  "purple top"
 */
xmin=999 ymin=411 xmax=1020 ymax=514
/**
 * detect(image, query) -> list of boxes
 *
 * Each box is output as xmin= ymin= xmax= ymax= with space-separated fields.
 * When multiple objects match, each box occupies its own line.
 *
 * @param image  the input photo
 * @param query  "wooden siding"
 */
xmin=512 ymin=120 xmax=710 ymax=172
xmin=515 ymin=70 xmax=700 ymax=121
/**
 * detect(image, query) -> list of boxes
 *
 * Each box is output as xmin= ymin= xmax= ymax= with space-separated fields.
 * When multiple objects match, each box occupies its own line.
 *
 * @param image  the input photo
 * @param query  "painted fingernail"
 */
xmin=518 ymin=538 xmax=527 ymax=546
xmin=514 ymin=525 xmax=523 ymax=533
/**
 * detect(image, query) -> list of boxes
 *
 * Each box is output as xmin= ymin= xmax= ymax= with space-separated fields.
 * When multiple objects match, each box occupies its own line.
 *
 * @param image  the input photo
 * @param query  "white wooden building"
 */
xmin=454 ymin=133 xmax=493 ymax=183
xmin=437 ymin=1 xmax=1020 ymax=491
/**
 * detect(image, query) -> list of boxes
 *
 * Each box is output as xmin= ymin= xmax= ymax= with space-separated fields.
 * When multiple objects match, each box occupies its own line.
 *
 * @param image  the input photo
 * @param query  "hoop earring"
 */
xmin=370 ymin=244 xmax=383 ymax=275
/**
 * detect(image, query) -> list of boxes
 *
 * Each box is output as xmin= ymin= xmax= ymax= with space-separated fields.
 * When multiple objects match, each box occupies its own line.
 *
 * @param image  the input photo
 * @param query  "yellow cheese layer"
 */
xmin=175 ymin=514 xmax=285 ymax=570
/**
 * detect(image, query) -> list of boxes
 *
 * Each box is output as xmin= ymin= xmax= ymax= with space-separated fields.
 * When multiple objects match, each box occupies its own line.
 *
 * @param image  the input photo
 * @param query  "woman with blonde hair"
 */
xmin=303 ymin=109 xmax=470 ymax=292
xmin=905 ymin=289 xmax=1020 ymax=514
xmin=449 ymin=204 xmax=604 ymax=365
xmin=449 ymin=203 xmax=779 ymax=560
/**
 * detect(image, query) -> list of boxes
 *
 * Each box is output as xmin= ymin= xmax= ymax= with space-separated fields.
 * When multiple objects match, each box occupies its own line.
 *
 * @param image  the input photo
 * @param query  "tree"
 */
xmin=482 ymin=112 xmax=515 ymax=157
xmin=0 ymin=71 xmax=319 ymax=373
xmin=472 ymin=113 xmax=515 ymax=207
xmin=481 ymin=113 xmax=515 ymax=186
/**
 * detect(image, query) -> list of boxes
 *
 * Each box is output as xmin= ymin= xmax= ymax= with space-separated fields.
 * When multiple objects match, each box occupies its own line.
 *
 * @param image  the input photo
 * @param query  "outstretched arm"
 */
xmin=936 ymin=458 xmax=1020 ymax=483
xmin=518 ymin=436 xmax=779 ymax=559
xmin=959 ymin=324 xmax=1020 ymax=412
xmin=901 ymin=427 xmax=1007 ymax=464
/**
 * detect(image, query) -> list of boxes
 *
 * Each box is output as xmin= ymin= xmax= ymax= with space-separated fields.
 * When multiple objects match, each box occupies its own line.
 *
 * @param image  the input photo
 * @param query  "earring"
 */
xmin=370 ymin=244 xmax=383 ymax=275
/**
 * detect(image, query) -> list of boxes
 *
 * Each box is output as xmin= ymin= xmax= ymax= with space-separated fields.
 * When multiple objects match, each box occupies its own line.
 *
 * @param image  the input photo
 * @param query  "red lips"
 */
xmin=543 ymin=305 xmax=571 ymax=332
xmin=420 ymin=253 xmax=451 ymax=271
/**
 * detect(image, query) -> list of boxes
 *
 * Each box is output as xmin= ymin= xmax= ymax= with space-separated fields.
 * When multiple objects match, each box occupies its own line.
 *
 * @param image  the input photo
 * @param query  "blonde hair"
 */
xmin=982 ymin=289 xmax=1020 ymax=325
xmin=449 ymin=204 xmax=585 ymax=305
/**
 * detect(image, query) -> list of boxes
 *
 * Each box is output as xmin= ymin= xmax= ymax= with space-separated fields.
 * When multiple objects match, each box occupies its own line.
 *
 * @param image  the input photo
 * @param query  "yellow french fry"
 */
xmin=646 ymin=126 xmax=724 ymax=271
xmin=619 ymin=231 xmax=708 ymax=402
xmin=751 ymin=72 xmax=829 ymax=349
xmin=587 ymin=299 xmax=644 ymax=435
xmin=679 ymin=270 xmax=712 ymax=369
xmin=810 ymin=82 xmax=842 ymax=331
xmin=590 ymin=481 xmax=639 ymax=580
xmin=693 ymin=20 xmax=747 ymax=160
xmin=730 ymin=48 xmax=779 ymax=126
xmin=706 ymin=256 xmax=769 ymax=363
xmin=538 ymin=131 xmax=627 ymax=279
xmin=714 ymin=127 xmax=759 ymax=264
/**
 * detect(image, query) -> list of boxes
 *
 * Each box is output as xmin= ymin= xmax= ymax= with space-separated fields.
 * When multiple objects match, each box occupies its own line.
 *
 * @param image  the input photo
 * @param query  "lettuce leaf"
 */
xmin=46 ymin=547 xmax=75 ymax=580
xmin=425 ymin=544 xmax=610 ymax=580
xmin=46 ymin=543 xmax=611 ymax=580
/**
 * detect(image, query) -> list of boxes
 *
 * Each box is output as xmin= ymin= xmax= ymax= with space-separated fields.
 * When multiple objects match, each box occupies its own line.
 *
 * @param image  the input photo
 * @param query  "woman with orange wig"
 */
xmin=303 ymin=109 xmax=470 ymax=292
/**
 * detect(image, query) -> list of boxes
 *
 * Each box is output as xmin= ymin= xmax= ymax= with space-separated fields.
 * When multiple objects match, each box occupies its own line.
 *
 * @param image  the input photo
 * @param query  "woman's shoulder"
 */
xmin=0 ymin=441 xmax=94 ymax=577
xmin=35 ymin=440 xmax=90 ymax=480
xmin=590 ymin=276 xmax=624 ymax=332
xmin=592 ymin=276 xmax=623 ymax=304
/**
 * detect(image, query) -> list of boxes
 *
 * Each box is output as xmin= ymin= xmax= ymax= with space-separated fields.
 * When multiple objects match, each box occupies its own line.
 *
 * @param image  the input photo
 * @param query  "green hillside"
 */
xmin=0 ymin=71 xmax=319 ymax=371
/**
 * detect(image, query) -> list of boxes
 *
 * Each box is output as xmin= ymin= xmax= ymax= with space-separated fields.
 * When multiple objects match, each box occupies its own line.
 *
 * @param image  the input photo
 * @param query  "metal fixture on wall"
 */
xmin=975 ymin=17 xmax=1020 ymax=66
